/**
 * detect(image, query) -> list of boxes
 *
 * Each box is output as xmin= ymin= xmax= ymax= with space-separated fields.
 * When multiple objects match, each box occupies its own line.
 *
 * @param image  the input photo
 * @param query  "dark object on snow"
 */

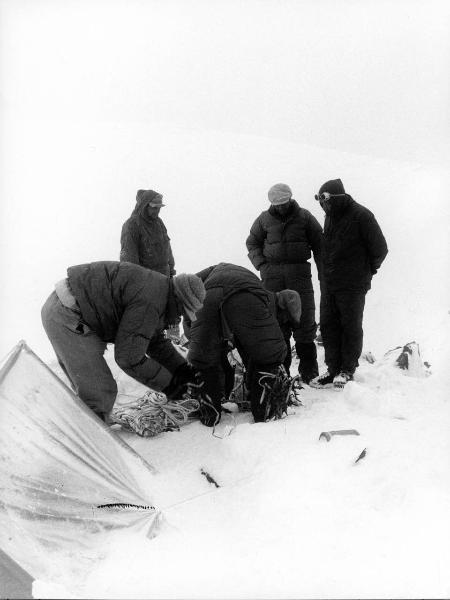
xmin=257 ymin=367 xmax=302 ymax=421
xmin=354 ymin=448 xmax=367 ymax=464
xmin=383 ymin=341 xmax=431 ymax=378
xmin=197 ymin=395 xmax=222 ymax=428
xmin=319 ymin=429 xmax=360 ymax=442
xmin=200 ymin=468 xmax=220 ymax=488
xmin=396 ymin=344 xmax=413 ymax=370
xmin=97 ymin=503 xmax=155 ymax=511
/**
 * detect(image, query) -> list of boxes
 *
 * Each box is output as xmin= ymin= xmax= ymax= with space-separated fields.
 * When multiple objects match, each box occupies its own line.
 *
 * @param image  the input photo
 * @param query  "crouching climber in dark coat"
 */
xmin=41 ymin=261 xmax=206 ymax=422
xmin=246 ymin=183 xmax=322 ymax=383
xmin=185 ymin=263 xmax=302 ymax=425
xmin=311 ymin=179 xmax=388 ymax=389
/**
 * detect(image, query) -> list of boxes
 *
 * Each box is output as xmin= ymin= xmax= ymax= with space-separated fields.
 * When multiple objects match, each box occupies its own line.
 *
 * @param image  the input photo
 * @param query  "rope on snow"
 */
xmin=111 ymin=390 xmax=200 ymax=437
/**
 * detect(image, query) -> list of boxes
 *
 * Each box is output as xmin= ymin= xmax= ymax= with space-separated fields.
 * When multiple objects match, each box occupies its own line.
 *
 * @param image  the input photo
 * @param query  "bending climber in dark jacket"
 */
xmin=120 ymin=189 xmax=176 ymax=277
xmin=185 ymin=263 xmax=301 ymax=425
xmin=310 ymin=179 xmax=388 ymax=390
xmin=41 ymin=261 xmax=205 ymax=422
xmin=246 ymin=183 xmax=322 ymax=384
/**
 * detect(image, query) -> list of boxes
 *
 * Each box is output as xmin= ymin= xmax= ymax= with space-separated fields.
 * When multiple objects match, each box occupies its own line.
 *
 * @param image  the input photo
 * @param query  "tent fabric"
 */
xmin=0 ymin=341 xmax=161 ymax=590
xmin=0 ymin=547 xmax=33 ymax=600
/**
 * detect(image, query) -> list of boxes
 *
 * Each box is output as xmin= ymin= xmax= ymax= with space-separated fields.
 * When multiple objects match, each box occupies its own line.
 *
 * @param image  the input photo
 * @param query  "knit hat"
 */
xmin=136 ymin=189 xmax=165 ymax=207
xmin=276 ymin=289 xmax=302 ymax=325
xmin=318 ymin=178 xmax=345 ymax=196
xmin=173 ymin=274 xmax=206 ymax=321
xmin=268 ymin=183 xmax=292 ymax=205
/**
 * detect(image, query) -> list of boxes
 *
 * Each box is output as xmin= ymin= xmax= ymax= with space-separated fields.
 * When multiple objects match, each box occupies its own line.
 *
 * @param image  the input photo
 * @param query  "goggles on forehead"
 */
xmin=314 ymin=192 xmax=346 ymax=201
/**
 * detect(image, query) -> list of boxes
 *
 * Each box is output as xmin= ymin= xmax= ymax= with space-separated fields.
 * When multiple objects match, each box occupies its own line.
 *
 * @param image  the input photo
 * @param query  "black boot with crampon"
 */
xmin=253 ymin=365 xmax=303 ymax=422
xmin=185 ymin=380 xmax=222 ymax=428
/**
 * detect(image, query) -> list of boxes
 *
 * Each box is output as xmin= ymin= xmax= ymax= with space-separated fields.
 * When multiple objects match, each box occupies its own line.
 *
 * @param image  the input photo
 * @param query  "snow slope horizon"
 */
xmin=1 ymin=119 xmax=449 ymax=364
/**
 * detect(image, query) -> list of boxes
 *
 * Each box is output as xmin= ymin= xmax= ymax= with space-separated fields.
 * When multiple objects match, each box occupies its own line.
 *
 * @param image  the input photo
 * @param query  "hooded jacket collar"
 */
xmin=326 ymin=194 xmax=354 ymax=218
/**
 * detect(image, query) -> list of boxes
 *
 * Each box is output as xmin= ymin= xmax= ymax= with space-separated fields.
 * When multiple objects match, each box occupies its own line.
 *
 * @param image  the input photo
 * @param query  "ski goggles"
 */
xmin=314 ymin=192 xmax=346 ymax=201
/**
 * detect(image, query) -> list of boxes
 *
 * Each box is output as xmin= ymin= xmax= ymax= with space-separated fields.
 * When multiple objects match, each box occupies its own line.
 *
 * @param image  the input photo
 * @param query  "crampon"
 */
xmin=258 ymin=366 xmax=303 ymax=421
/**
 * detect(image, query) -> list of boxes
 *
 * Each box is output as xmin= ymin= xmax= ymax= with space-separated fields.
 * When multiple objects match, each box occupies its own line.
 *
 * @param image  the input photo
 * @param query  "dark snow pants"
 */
xmin=41 ymin=291 xmax=117 ymax=421
xmin=260 ymin=262 xmax=318 ymax=381
xmin=223 ymin=292 xmax=286 ymax=422
xmin=320 ymin=290 xmax=366 ymax=376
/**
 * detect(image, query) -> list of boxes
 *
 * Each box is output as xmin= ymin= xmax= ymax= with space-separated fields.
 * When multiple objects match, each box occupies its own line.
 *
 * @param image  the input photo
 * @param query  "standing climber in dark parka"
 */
xmin=246 ymin=183 xmax=322 ymax=383
xmin=310 ymin=178 xmax=388 ymax=389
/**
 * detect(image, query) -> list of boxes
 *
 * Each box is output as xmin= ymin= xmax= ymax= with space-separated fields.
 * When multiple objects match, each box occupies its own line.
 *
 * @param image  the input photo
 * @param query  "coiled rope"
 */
xmin=111 ymin=390 xmax=199 ymax=437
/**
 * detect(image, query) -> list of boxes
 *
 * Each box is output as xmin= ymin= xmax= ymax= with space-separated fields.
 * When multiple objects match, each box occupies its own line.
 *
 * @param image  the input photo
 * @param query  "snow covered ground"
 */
xmin=33 ymin=326 xmax=450 ymax=599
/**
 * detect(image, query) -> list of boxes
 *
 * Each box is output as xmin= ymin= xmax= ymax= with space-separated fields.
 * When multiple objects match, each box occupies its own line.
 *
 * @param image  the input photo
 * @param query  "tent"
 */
xmin=0 ymin=341 xmax=161 ymax=594
xmin=0 ymin=547 xmax=33 ymax=599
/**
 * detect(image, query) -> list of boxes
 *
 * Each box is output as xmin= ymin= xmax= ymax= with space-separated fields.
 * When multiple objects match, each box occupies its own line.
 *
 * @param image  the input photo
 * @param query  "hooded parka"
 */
xmin=317 ymin=185 xmax=388 ymax=377
xmin=120 ymin=190 xmax=175 ymax=276
xmin=321 ymin=196 xmax=388 ymax=292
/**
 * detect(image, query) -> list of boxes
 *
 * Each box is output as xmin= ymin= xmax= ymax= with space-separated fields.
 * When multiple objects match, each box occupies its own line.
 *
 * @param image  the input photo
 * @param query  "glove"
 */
xmin=198 ymin=395 xmax=222 ymax=427
xmin=163 ymin=363 xmax=202 ymax=399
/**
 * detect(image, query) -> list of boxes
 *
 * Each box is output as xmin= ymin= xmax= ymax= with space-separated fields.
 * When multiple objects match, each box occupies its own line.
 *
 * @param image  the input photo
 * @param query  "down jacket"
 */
xmin=246 ymin=200 xmax=322 ymax=272
xmin=67 ymin=261 xmax=185 ymax=389
xmin=187 ymin=263 xmax=286 ymax=370
xmin=120 ymin=191 xmax=175 ymax=276
xmin=322 ymin=197 xmax=388 ymax=292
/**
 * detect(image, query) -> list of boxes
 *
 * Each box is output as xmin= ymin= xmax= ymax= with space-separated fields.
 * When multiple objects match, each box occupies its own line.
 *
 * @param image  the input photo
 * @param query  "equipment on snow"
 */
xmin=319 ymin=429 xmax=360 ymax=442
xmin=354 ymin=448 xmax=367 ymax=464
xmin=227 ymin=350 xmax=250 ymax=411
xmin=258 ymin=366 xmax=303 ymax=421
xmin=382 ymin=341 xmax=431 ymax=378
xmin=200 ymin=469 xmax=220 ymax=488
xmin=111 ymin=390 xmax=199 ymax=436
xmin=97 ymin=503 xmax=155 ymax=511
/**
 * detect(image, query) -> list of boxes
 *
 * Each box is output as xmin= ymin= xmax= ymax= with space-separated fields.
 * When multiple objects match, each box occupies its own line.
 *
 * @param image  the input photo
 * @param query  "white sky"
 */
xmin=0 ymin=0 xmax=449 ymax=360
xmin=1 ymin=0 xmax=449 ymax=164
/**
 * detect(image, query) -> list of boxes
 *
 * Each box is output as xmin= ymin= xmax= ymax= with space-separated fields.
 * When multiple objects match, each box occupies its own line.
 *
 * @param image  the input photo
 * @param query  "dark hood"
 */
xmin=327 ymin=194 xmax=354 ymax=216
xmin=132 ymin=189 xmax=161 ymax=220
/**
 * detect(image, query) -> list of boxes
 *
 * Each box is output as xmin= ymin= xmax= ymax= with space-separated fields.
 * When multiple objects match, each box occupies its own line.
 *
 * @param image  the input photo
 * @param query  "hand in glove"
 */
xmin=198 ymin=395 xmax=222 ymax=427
xmin=163 ymin=363 xmax=202 ymax=399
